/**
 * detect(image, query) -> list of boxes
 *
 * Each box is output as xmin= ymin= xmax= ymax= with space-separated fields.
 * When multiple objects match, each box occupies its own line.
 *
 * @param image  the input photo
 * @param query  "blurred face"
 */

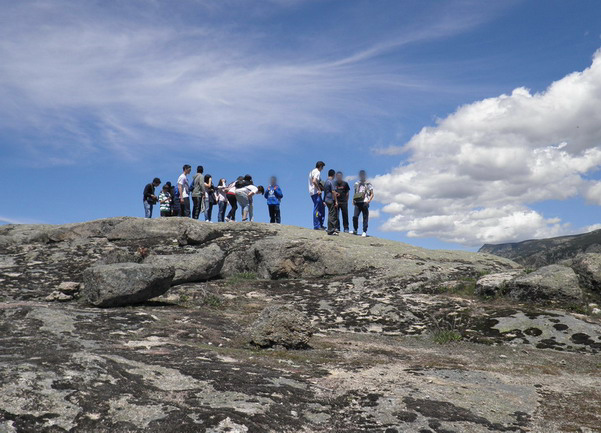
xmin=359 ymin=172 xmax=367 ymax=181
xmin=335 ymin=173 xmax=343 ymax=182
xmin=270 ymin=177 xmax=277 ymax=185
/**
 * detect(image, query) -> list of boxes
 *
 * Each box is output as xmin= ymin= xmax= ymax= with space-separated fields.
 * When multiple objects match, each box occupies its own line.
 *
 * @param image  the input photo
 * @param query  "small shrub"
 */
xmin=227 ymin=272 xmax=259 ymax=285
xmin=432 ymin=329 xmax=462 ymax=344
xmin=179 ymin=294 xmax=190 ymax=304
xmin=203 ymin=294 xmax=223 ymax=308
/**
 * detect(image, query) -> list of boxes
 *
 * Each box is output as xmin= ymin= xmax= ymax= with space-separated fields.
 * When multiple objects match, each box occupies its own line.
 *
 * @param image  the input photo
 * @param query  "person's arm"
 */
xmin=275 ymin=186 xmax=283 ymax=199
xmin=312 ymin=173 xmax=321 ymax=191
xmin=178 ymin=182 xmax=184 ymax=202
xmin=367 ymin=186 xmax=374 ymax=203
xmin=264 ymin=188 xmax=269 ymax=199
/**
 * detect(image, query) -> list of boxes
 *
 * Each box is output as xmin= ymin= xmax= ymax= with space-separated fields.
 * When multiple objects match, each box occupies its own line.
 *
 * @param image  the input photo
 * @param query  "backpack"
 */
xmin=353 ymin=183 xmax=367 ymax=202
xmin=190 ymin=178 xmax=195 ymax=192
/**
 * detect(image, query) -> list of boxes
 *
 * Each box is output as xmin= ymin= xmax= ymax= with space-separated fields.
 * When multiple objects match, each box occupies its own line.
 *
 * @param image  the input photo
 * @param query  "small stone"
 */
xmin=57 ymin=281 xmax=80 ymax=294
xmin=248 ymin=305 xmax=314 ymax=350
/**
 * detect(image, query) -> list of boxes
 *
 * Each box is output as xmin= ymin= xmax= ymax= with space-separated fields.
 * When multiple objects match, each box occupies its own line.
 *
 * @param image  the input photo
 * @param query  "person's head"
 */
xmin=197 ymin=165 xmax=204 ymax=174
xmin=257 ymin=186 xmax=265 ymax=195
xmin=219 ymin=178 xmax=226 ymax=187
xmin=152 ymin=177 xmax=161 ymax=187
xmin=244 ymin=174 xmax=252 ymax=182
xmin=162 ymin=185 xmax=170 ymax=193
xmin=316 ymin=161 xmax=325 ymax=171
xmin=359 ymin=170 xmax=367 ymax=182
xmin=335 ymin=171 xmax=343 ymax=182
xmin=183 ymin=164 xmax=191 ymax=174
xmin=165 ymin=181 xmax=172 ymax=188
xmin=204 ymin=174 xmax=212 ymax=183
xmin=269 ymin=176 xmax=277 ymax=186
xmin=328 ymin=169 xmax=336 ymax=178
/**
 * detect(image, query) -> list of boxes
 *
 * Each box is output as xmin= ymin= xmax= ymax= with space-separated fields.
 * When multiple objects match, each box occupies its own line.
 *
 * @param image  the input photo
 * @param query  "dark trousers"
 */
xmin=337 ymin=200 xmax=349 ymax=231
xmin=226 ymin=194 xmax=237 ymax=220
xmin=326 ymin=201 xmax=338 ymax=234
xmin=268 ymin=204 xmax=281 ymax=223
xmin=192 ymin=196 xmax=202 ymax=219
xmin=160 ymin=210 xmax=171 ymax=217
xmin=353 ymin=202 xmax=369 ymax=233
xmin=180 ymin=197 xmax=191 ymax=217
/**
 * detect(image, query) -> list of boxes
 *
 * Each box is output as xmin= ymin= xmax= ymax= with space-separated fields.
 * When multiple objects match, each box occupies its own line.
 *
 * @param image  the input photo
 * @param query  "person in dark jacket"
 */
xmin=264 ymin=176 xmax=284 ymax=223
xmin=143 ymin=177 xmax=161 ymax=218
xmin=334 ymin=171 xmax=350 ymax=232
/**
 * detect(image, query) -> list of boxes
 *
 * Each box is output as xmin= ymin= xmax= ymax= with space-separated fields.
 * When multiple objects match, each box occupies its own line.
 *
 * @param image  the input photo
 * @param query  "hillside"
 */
xmin=479 ymin=229 xmax=601 ymax=268
xmin=1 ymin=218 xmax=600 ymax=432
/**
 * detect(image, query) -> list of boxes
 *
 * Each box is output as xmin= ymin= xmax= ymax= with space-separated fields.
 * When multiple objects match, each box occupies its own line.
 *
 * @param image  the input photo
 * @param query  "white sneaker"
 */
xmin=361 ymin=232 xmax=367 ymax=237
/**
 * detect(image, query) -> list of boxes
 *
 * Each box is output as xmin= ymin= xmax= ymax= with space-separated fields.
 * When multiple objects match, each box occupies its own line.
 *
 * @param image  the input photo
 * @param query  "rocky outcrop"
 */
xmin=2 ymin=217 xmax=601 ymax=432
xmin=479 ymin=229 xmax=601 ymax=268
xmin=475 ymin=271 xmax=523 ymax=297
xmin=249 ymin=304 xmax=314 ymax=349
xmin=507 ymin=265 xmax=583 ymax=303
xmin=144 ymin=244 xmax=225 ymax=285
xmin=82 ymin=263 xmax=175 ymax=307
xmin=571 ymin=253 xmax=601 ymax=292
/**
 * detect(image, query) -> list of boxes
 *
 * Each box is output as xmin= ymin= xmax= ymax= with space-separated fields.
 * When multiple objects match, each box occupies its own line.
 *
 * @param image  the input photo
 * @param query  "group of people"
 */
xmin=308 ymin=161 xmax=374 ymax=236
xmin=142 ymin=165 xmax=284 ymax=223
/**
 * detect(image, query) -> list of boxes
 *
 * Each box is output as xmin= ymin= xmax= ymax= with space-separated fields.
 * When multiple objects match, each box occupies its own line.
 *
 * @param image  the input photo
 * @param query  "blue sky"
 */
xmin=1 ymin=0 xmax=601 ymax=250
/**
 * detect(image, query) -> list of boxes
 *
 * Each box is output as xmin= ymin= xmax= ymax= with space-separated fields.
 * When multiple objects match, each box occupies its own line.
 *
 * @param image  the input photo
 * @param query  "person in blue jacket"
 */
xmin=264 ymin=176 xmax=284 ymax=223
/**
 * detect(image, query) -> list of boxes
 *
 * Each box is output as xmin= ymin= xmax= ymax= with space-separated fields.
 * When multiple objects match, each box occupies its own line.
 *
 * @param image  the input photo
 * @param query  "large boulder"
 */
xmin=82 ymin=263 xmax=175 ymax=307
xmin=507 ymin=265 xmax=583 ymax=303
xmin=248 ymin=305 xmax=314 ymax=349
xmin=475 ymin=271 xmax=523 ymax=297
xmin=571 ymin=253 xmax=601 ymax=292
xmin=144 ymin=244 xmax=225 ymax=285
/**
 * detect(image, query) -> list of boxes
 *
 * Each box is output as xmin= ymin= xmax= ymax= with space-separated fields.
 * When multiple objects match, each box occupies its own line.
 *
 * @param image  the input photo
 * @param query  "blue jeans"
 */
xmin=217 ymin=201 xmax=227 ymax=222
xmin=143 ymin=200 xmax=153 ymax=218
xmin=311 ymin=193 xmax=325 ymax=229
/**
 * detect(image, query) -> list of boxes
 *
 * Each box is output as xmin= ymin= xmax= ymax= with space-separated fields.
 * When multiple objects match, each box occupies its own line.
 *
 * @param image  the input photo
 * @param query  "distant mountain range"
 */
xmin=479 ymin=230 xmax=601 ymax=268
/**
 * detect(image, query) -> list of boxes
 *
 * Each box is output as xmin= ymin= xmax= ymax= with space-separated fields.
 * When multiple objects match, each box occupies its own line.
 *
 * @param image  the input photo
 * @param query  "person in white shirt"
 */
xmin=235 ymin=181 xmax=264 ymax=221
xmin=308 ymin=161 xmax=326 ymax=230
xmin=177 ymin=164 xmax=192 ymax=217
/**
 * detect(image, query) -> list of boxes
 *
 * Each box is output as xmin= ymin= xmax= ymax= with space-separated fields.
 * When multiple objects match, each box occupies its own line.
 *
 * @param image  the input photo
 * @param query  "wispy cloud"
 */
xmin=0 ymin=0 xmax=505 ymax=163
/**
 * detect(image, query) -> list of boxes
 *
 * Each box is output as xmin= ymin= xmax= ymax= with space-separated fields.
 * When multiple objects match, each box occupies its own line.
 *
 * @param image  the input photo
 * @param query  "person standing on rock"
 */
xmin=158 ymin=184 xmax=172 ymax=217
xmin=203 ymin=174 xmax=216 ymax=222
xmin=225 ymin=178 xmax=240 ymax=221
xmin=334 ymin=171 xmax=350 ymax=233
xmin=216 ymin=178 xmax=229 ymax=222
xmin=143 ymin=177 xmax=161 ymax=218
xmin=191 ymin=166 xmax=205 ymax=220
xmin=178 ymin=165 xmax=192 ymax=217
xmin=236 ymin=179 xmax=263 ymax=222
xmin=352 ymin=170 xmax=374 ymax=237
xmin=264 ymin=176 xmax=284 ymax=223
xmin=309 ymin=161 xmax=326 ymax=230
xmin=324 ymin=169 xmax=339 ymax=236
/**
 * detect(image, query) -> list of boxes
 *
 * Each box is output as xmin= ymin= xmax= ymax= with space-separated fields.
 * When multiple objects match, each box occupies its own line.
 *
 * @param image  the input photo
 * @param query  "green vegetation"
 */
xmin=203 ymin=294 xmax=224 ymax=309
xmin=227 ymin=272 xmax=259 ymax=285
xmin=179 ymin=293 xmax=190 ymax=304
xmin=432 ymin=329 xmax=462 ymax=344
xmin=435 ymin=277 xmax=477 ymax=297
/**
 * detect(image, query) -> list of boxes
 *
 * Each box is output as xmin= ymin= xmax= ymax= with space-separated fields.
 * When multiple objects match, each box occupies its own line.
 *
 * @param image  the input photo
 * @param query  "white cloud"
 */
xmin=373 ymin=50 xmax=601 ymax=246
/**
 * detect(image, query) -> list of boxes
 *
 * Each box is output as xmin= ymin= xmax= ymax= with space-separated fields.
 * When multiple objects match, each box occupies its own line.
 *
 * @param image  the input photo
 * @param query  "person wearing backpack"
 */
xmin=308 ymin=161 xmax=326 ymax=230
xmin=170 ymin=182 xmax=181 ymax=216
xmin=264 ymin=176 xmax=284 ymax=223
xmin=352 ymin=170 xmax=374 ymax=237
xmin=143 ymin=177 xmax=161 ymax=218
xmin=191 ymin=166 xmax=205 ymax=220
